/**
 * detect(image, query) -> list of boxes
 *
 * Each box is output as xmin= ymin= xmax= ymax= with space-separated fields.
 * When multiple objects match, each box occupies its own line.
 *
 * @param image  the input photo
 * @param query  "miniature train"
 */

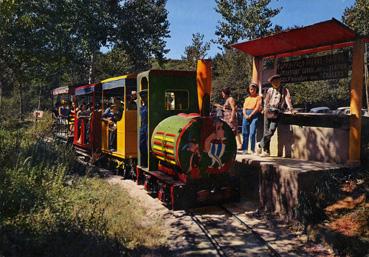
xmin=52 ymin=61 xmax=240 ymax=209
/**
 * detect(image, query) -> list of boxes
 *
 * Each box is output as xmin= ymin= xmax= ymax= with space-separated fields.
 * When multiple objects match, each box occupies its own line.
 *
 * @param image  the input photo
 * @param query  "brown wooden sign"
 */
xmin=277 ymin=51 xmax=350 ymax=83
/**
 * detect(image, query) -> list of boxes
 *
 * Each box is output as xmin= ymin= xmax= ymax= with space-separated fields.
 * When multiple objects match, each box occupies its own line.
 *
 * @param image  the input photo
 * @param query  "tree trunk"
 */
xmin=37 ymin=85 xmax=42 ymax=110
xmin=365 ymin=45 xmax=369 ymax=112
xmin=0 ymin=81 xmax=2 ymax=110
xmin=19 ymin=83 xmax=24 ymax=121
xmin=88 ymin=53 xmax=94 ymax=84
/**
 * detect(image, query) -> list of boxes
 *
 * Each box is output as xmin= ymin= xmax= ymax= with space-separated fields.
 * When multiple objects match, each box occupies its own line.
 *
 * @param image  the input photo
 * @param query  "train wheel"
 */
xmin=122 ymin=163 xmax=130 ymax=180
xmin=158 ymin=182 xmax=171 ymax=207
xmin=170 ymin=185 xmax=193 ymax=210
xmin=130 ymin=165 xmax=137 ymax=181
xmin=144 ymin=175 xmax=158 ymax=197
xmin=136 ymin=167 xmax=145 ymax=185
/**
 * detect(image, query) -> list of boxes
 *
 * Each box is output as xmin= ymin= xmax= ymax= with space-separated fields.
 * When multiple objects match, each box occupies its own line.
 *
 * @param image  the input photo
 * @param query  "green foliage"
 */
xmin=182 ymin=33 xmax=211 ymax=69
xmin=0 ymin=0 xmax=170 ymax=118
xmin=0 ymin=117 xmax=165 ymax=256
xmin=114 ymin=0 xmax=170 ymax=70
xmin=212 ymin=0 xmax=280 ymax=106
xmin=212 ymin=49 xmax=252 ymax=105
xmin=342 ymin=0 xmax=369 ymax=36
xmin=214 ymin=0 xmax=281 ymax=47
xmin=94 ymin=49 xmax=135 ymax=82
xmin=288 ymin=79 xmax=351 ymax=109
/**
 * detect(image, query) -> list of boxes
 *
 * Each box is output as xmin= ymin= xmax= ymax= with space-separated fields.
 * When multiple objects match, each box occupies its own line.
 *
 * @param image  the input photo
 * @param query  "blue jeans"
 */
xmin=242 ymin=110 xmax=260 ymax=152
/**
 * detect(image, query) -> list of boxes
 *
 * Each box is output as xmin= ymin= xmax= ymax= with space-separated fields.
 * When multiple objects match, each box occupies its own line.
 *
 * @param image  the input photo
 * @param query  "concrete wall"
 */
xmin=270 ymin=125 xmax=349 ymax=163
xmin=267 ymin=113 xmax=351 ymax=163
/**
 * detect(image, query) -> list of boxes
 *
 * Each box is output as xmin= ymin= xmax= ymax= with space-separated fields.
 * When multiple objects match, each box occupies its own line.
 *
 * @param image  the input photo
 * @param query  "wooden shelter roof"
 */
xmin=232 ymin=19 xmax=369 ymax=58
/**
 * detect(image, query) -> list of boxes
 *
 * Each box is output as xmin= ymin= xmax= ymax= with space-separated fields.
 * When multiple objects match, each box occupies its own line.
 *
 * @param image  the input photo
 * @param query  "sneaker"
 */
xmin=255 ymin=143 xmax=262 ymax=155
xmin=259 ymin=151 xmax=270 ymax=157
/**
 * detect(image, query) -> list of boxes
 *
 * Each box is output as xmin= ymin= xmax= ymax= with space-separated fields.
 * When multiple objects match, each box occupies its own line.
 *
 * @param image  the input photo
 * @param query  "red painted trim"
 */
xmin=178 ymin=113 xmax=201 ymax=118
xmin=158 ymin=163 xmax=176 ymax=176
xmin=177 ymin=173 xmax=187 ymax=183
xmin=166 ymin=155 xmax=175 ymax=160
xmin=75 ymin=83 xmax=96 ymax=91
xmin=156 ymin=131 xmax=165 ymax=135
xmin=153 ymin=151 xmax=165 ymax=157
xmin=170 ymin=185 xmax=175 ymax=210
xmin=153 ymin=140 xmax=163 ymax=145
xmin=164 ymin=144 xmax=174 ymax=149
xmin=165 ymin=133 xmax=176 ymax=137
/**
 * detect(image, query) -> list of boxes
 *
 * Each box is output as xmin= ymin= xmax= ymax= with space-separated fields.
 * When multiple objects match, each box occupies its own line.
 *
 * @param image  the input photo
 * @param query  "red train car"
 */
xmin=73 ymin=84 xmax=102 ymax=155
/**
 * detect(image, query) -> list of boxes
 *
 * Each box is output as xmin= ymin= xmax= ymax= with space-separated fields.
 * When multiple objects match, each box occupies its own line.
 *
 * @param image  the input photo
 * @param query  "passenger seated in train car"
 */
xmin=165 ymin=92 xmax=175 ymax=110
xmin=69 ymin=102 xmax=77 ymax=133
xmin=139 ymin=90 xmax=148 ymax=167
xmin=52 ymin=101 xmax=60 ymax=118
xmin=131 ymin=90 xmax=137 ymax=103
xmin=85 ymin=103 xmax=92 ymax=144
xmin=115 ymin=97 xmax=124 ymax=113
xmin=127 ymin=91 xmax=138 ymax=110
xmin=102 ymin=104 xmax=114 ymax=150
xmin=58 ymin=100 xmax=70 ymax=118
xmin=110 ymin=104 xmax=122 ymax=151
xmin=77 ymin=102 xmax=91 ymax=144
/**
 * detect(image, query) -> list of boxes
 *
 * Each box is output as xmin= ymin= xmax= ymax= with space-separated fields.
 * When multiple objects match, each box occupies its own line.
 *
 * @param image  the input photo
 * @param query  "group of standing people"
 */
xmin=217 ymin=74 xmax=295 ymax=157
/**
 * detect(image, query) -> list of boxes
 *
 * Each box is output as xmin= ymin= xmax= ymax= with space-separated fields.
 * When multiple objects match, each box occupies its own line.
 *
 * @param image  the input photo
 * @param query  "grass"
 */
xmin=0 ymin=113 xmax=166 ymax=257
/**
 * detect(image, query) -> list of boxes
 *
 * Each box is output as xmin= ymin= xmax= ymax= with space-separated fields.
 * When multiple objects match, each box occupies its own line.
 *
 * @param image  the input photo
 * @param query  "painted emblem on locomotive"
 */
xmin=179 ymin=116 xmax=236 ymax=179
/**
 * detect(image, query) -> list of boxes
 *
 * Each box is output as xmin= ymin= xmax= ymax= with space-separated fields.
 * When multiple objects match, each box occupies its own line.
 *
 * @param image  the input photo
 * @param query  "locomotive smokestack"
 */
xmin=196 ymin=59 xmax=212 ymax=116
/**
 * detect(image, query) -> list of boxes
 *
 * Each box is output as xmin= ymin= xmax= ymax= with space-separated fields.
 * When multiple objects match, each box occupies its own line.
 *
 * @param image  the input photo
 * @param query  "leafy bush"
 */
xmin=0 ymin=115 xmax=165 ymax=257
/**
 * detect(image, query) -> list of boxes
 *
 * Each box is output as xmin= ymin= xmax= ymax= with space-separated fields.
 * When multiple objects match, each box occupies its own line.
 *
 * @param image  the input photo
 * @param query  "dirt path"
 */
xmin=106 ymin=176 xmax=334 ymax=257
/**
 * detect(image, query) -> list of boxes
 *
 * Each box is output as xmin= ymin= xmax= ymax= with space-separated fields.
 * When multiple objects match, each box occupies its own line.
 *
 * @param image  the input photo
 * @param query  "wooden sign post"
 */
xmin=349 ymin=39 xmax=365 ymax=164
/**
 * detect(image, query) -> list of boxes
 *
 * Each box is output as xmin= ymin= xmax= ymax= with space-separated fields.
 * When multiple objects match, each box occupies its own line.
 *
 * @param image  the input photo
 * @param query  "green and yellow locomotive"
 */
xmin=135 ymin=61 xmax=239 ymax=209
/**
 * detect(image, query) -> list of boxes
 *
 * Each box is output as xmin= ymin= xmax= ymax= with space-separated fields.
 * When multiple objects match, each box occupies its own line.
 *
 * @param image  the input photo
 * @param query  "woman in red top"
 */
xmin=242 ymin=83 xmax=262 ymax=154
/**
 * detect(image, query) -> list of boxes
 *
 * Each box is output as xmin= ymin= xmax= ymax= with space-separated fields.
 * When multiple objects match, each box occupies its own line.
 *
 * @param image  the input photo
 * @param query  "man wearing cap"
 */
xmin=257 ymin=74 xmax=295 ymax=157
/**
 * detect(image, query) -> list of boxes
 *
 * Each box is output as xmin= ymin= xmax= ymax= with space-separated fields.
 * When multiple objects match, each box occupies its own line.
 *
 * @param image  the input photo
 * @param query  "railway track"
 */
xmin=74 ymin=153 xmax=280 ymax=256
xmin=187 ymin=205 xmax=281 ymax=257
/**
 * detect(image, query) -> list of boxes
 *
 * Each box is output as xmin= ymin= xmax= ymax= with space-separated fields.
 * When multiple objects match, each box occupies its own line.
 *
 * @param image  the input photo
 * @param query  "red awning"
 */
xmin=231 ymin=19 xmax=364 ymax=58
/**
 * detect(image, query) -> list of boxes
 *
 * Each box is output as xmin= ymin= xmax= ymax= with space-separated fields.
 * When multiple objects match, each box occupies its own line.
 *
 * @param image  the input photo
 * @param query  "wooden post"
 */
xmin=196 ymin=59 xmax=212 ymax=116
xmin=252 ymin=57 xmax=263 ymax=96
xmin=349 ymin=39 xmax=365 ymax=164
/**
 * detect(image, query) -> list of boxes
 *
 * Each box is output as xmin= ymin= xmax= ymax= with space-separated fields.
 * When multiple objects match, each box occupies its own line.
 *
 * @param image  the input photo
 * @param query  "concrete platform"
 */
xmin=234 ymin=153 xmax=352 ymax=222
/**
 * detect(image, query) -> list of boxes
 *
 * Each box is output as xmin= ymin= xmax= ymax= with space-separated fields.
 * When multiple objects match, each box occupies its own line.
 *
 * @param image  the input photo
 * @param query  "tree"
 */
xmin=342 ymin=0 xmax=369 ymax=36
xmin=212 ymin=50 xmax=251 ymax=104
xmin=0 ymin=0 xmax=171 ymax=119
xmin=343 ymin=0 xmax=369 ymax=109
xmin=214 ymin=0 xmax=280 ymax=47
xmin=93 ymin=48 xmax=135 ymax=81
xmin=212 ymin=0 xmax=281 ymax=105
xmin=181 ymin=33 xmax=211 ymax=69
xmin=115 ymin=0 xmax=170 ymax=70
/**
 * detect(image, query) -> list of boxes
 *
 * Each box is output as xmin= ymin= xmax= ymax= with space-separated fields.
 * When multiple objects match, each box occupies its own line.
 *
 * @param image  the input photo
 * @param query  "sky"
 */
xmin=165 ymin=0 xmax=356 ymax=59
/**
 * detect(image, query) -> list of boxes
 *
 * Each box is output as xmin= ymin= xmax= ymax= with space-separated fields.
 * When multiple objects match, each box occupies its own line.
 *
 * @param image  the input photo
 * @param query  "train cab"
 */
xmin=136 ymin=70 xmax=199 ymax=172
xmin=100 ymin=74 xmax=138 ymax=165
xmin=73 ymin=83 xmax=102 ymax=154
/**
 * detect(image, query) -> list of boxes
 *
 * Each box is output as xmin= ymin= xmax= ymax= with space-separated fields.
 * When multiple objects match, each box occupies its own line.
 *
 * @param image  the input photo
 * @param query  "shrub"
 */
xmin=0 ymin=115 xmax=165 ymax=257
